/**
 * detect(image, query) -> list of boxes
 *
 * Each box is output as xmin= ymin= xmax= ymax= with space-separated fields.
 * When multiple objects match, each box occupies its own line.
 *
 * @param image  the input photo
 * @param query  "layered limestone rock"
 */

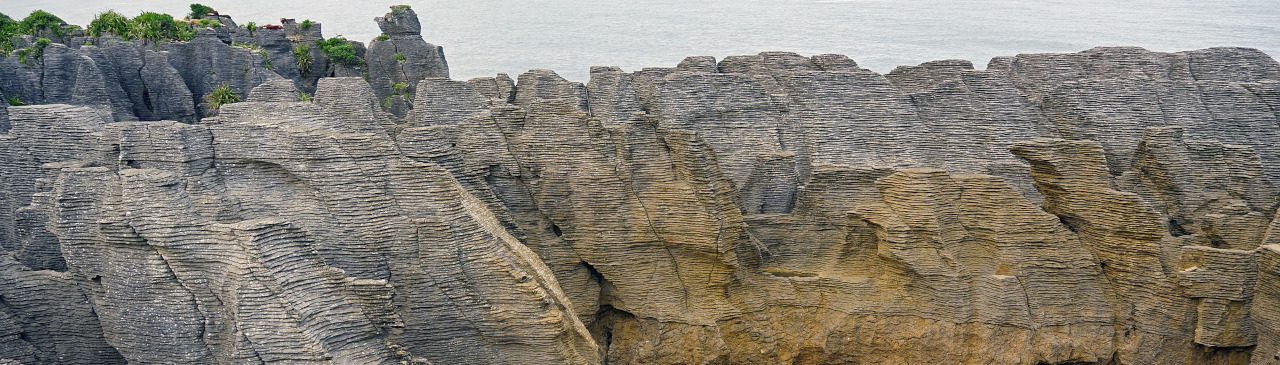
xmin=0 ymin=43 xmax=116 ymax=120
xmin=81 ymin=39 xmax=199 ymax=122
xmin=8 ymin=80 xmax=598 ymax=364
xmin=226 ymin=18 xmax=328 ymax=91
xmin=0 ymin=10 xmax=421 ymax=123
xmin=994 ymin=47 xmax=1280 ymax=181
xmin=0 ymin=30 xmax=283 ymax=123
xmin=366 ymin=5 xmax=450 ymax=118
xmin=0 ymin=105 xmax=124 ymax=364
xmin=1255 ymin=244 xmax=1280 ymax=364
xmin=584 ymin=51 xmax=1069 ymax=208
xmin=2 ymin=10 xmax=1280 ymax=363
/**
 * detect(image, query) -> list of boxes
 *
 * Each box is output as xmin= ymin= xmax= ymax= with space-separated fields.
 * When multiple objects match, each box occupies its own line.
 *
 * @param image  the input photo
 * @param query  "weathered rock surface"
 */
xmin=0 ymin=31 xmax=284 ymax=123
xmin=0 ymin=11 xmax=387 ymax=123
xmin=3 ymin=7 xmax=1280 ymax=365
xmin=366 ymin=6 xmax=450 ymax=118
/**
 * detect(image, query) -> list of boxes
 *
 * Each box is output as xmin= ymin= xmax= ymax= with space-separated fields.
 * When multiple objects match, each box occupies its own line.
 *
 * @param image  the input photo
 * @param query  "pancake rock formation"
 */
xmin=2 ymin=5 xmax=1280 ymax=365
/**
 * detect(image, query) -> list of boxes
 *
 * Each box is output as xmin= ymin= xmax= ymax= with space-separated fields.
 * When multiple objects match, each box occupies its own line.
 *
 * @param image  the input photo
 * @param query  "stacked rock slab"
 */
xmin=0 ymin=105 xmax=124 ymax=364
xmin=13 ymin=79 xmax=598 ymax=364
xmin=3 ymin=9 xmax=1280 ymax=363
xmin=366 ymin=6 xmax=450 ymax=118
xmin=584 ymin=52 xmax=1067 ymax=212
xmin=1255 ymin=243 xmax=1280 ymax=364
xmin=0 ymin=13 xmax=376 ymax=124
xmin=994 ymin=47 xmax=1280 ymax=181
xmin=885 ymin=59 xmax=1056 ymax=201
xmin=81 ymin=39 xmax=199 ymax=122
xmin=0 ymin=31 xmax=284 ymax=123
xmin=0 ymin=44 xmax=115 ymax=120
xmin=0 ymin=92 xmax=8 ymax=133
xmin=399 ymin=69 xmax=1206 ymax=364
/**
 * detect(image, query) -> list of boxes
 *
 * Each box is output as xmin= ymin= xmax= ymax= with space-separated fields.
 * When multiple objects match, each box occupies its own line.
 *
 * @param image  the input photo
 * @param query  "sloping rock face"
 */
xmin=0 ymin=80 xmax=597 ymax=365
xmin=2 ymin=10 xmax=1280 ymax=364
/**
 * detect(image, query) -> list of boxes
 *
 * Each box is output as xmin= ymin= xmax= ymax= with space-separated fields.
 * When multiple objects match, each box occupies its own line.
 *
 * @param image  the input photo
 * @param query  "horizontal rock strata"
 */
xmin=2 ymin=6 xmax=1280 ymax=365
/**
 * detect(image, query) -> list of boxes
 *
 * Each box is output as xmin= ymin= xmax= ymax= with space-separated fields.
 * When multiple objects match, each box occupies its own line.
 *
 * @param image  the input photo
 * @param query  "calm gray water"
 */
xmin=5 ymin=0 xmax=1279 ymax=81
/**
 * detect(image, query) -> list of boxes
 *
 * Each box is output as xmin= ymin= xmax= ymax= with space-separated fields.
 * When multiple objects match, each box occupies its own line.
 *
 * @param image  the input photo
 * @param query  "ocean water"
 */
xmin=4 ymin=0 xmax=1278 ymax=81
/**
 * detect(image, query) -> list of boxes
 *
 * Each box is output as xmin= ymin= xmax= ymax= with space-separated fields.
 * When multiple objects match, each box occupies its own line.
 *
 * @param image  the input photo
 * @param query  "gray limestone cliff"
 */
xmin=2 ymin=6 xmax=1280 ymax=365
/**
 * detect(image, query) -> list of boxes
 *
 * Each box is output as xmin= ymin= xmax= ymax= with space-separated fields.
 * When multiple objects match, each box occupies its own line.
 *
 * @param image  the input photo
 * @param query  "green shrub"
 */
xmin=130 ymin=12 xmax=196 ymax=43
xmin=189 ymin=4 xmax=215 ymax=19
xmin=19 ymin=11 xmax=68 ymax=38
xmin=5 ymin=94 xmax=23 ymax=106
xmin=0 ymin=13 xmax=17 ymax=54
xmin=86 ymin=10 xmax=132 ymax=38
xmin=316 ymin=37 xmax=361 ymax=66
xmin=87 ymin=11 xmax=197 ymax=42
xmin=300 ymin=19 xmax=314 ymax=30
xmin=390 ymin=5 xmax=412 ymax=16
xmin=395 ymin=52 xmax=405 ymax=61
xmin=1 ymin=10 xmax=73 ymax=54
xmin=293 ymin=43 xmax=312 ymax=76
xmin=375 ymin=33 xmax=389 ymax=41
xmin=392 ymin=82 xmax=408 ymax=95
xmin=297 ymin=90 xmax=312 ymax=102
xmin=244 ymin=21 xmax=256 ymax=35
xmin=198 ymin=18 xmax=221 ymax=28
xmin=204 ymin=83 xmax=240 ymax=111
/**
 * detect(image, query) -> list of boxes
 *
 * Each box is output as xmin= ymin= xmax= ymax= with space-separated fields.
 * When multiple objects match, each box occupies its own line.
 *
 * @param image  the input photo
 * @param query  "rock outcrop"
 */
xmin=0 ymin=31 xmax=283 ymax=123
xmin=2 ymin=6 xmax=1280 ymax=365
xmin=366 ymin=6 xmax=450 ymax=118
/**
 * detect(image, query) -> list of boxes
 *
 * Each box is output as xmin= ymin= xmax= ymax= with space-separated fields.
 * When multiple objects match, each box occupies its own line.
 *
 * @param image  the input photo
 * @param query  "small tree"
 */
xmin=189 ymin=4 xmax=216 ymax=19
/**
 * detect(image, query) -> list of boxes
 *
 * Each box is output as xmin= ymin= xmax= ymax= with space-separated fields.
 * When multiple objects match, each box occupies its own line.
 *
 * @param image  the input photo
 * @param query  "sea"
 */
xmin=4 ymin=0 xmax=1279 ymax=82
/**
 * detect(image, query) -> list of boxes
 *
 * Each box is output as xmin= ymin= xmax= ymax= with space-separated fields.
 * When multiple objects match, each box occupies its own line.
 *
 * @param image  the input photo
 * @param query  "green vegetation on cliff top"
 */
xmin=189 ymin=4 xmax=216 ymax=19
xmin=0 ymin=13 xmax=16 ymax=54
xmin=88 ymin=11 xmax=198 ymax=43
xmin=3 ymin=5 xmax=370 ymax=70
xmin=19 ymin=11 xmax=73 ymax=38
xmin=1 ymin=10 xmax=76 ymax=55
xmin=5 ymin=4 xmax=220 ymax=52
xmin=317 ymin=37 xmax=362 ymax=67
